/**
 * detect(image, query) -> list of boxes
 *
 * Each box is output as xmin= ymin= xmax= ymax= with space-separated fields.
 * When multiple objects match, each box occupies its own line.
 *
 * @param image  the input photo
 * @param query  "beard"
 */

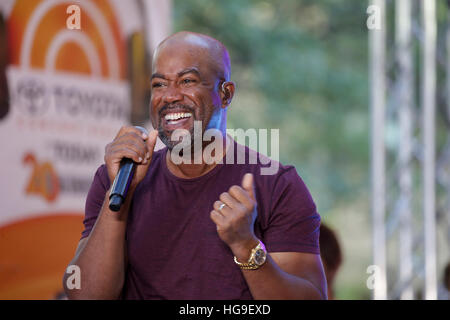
xmin=158 ymin=123 xmax=197 ymax=151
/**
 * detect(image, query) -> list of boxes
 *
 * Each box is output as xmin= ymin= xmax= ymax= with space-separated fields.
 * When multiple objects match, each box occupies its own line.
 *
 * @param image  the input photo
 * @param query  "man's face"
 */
xmin=150 ymin=42 xmax=223 ymax=150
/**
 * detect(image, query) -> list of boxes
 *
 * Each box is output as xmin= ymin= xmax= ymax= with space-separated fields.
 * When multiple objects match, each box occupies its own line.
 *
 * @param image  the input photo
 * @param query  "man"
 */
xmin=438 ymin=262 xmax=450 ymax=300
xmin=63 ymin=31 xmax=327 ymax=300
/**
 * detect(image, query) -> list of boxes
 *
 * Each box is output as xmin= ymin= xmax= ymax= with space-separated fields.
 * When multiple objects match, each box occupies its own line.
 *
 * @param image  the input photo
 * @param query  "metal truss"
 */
xmin=370 ymin=0 xmax=449 ymax=300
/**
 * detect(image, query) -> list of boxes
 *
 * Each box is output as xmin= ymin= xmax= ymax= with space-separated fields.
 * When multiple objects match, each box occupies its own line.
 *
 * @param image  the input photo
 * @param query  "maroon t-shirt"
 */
xmin=82 ymin=141 xmax=320 ymax=299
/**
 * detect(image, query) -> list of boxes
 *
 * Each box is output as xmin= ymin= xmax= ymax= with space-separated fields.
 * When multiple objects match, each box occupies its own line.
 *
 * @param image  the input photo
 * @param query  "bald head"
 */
xmin=153 ymin=31 xmax=231 ymax=81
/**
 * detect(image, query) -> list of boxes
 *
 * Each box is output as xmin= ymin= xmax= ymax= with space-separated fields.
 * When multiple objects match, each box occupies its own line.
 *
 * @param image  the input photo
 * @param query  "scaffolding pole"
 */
xmin=369 ymin=0 xmax=387 ymax=300
xmin=422 ymin=0 xmax=437 ymax=300
xmin=395 ymin=0 xmax=414 ymax=300
xmin=447 ymin=0 xmax=450 ymax=254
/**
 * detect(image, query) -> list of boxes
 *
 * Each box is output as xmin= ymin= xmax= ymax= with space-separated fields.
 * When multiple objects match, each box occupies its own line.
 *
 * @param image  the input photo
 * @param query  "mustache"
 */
xmin=158 ymin=104 xmax=195 ymax=118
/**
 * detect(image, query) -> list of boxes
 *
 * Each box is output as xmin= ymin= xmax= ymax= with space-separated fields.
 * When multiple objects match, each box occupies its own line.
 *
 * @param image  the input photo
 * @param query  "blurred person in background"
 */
xmin=438 ymin=262 xmax=450 ymax=300
xmin=319 ymin=223 xmax=343 ymax=300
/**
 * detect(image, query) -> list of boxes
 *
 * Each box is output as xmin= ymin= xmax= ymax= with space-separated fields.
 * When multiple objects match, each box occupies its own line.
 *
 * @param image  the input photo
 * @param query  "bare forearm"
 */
xmin=64 ymin=189 xmax=131 ymax=299
xmin=239 ymin=254 xmax=326 ymax=300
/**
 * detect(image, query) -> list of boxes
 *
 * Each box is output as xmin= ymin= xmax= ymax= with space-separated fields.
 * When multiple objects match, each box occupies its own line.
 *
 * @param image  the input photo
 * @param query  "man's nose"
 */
xmin=162 ymin=85 xmax=183 ymax=104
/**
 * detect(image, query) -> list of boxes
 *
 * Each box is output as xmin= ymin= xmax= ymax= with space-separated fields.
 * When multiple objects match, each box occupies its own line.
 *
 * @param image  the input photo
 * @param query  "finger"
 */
xmin=228 ymin=185 xmax=253 ymax=211
xmin=112 ymin=137 xmax=147 ymax=162
xmin=228 ymin=185 xmax=248 ymax=203
xmin=115 ymin=131 xmax=147 ymax=148
xmin=116 ymin=136 xmax=146 ymax=152
xmin=115 ymin=126 xmax=148 ymax=140
xmin=146 ymin=130 xmax=159 ymax=158
xmin=213 ymin=200 xmax=231 ymax=216
xmin=114 ymin=126 xmax=128 ymax=139
xmin=241 ymin=173 xmax=255 ymax=201
xmin=111 ymin=147 xmax=143 ymax=163
xmin=116 ymin=131 xmax=148 ymax=145
xmin=134 ymin=130 xmax=157 ymax=167
xmin=210 ymin=210 xmax=226 ymax=229
xmin=140 ymin=130 xmax=158 ymax=166
xmin=219 ymin=192 xmax=238 ymax=209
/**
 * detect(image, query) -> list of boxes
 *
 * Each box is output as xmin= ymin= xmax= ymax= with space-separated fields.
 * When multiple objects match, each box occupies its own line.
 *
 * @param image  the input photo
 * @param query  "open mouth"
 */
xmin=160 ymin=110 xmax=195 ymax=132
xmin=164 ymin=112 xmax=193 ymax=125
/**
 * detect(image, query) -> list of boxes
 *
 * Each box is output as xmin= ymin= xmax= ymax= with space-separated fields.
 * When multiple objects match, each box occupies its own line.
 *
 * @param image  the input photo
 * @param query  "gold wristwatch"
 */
xmin=234 ymin=240 xmax=267 ymax=270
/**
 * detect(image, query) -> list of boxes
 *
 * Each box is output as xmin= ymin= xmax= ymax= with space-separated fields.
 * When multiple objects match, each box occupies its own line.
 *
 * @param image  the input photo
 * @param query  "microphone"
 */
xmin=109 ymin=126 xmax=148 ymax=212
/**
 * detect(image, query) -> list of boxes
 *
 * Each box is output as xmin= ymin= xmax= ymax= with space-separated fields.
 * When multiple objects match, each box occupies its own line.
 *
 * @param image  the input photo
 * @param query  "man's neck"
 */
xmin=165 ymin=135 xmax=231 ymax=179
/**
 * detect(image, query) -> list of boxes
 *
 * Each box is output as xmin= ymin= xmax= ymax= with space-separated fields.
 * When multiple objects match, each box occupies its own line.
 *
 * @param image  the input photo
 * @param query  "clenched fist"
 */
xmin=104 ymin=126 xmax=159 ymax=191
xmin=210 ymin=173 xmax=259 ymax=257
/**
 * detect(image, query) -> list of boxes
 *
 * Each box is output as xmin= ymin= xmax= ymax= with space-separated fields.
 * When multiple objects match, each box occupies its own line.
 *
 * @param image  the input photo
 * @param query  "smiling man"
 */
xmin=63 ymin=31 xmax=327 ymax=300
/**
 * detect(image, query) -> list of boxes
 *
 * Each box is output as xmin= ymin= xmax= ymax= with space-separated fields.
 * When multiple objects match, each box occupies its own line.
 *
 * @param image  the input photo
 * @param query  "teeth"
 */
xmin=165 ymin=112 xmax=192 ymax=121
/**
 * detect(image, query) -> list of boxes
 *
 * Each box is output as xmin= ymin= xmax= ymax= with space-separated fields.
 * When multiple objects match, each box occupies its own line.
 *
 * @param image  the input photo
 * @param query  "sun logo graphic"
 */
xmin=8 ymin=0 xmax=126 ymax=79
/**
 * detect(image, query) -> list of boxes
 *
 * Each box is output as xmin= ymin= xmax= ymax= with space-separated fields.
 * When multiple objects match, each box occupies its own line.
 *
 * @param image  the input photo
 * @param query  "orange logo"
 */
xmin=23 ymin=152 xmax=60 ymax=202
xmin=8 ymin=0 xmax=126 ymax=79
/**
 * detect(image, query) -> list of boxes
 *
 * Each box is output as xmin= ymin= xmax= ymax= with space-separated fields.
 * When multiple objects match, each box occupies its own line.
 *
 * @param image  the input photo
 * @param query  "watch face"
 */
xmin=254 ymin=249 xmax=266 ymax=265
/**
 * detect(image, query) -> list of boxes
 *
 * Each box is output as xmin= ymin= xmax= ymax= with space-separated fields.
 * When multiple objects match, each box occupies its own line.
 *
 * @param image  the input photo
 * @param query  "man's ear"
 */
xmin=220 ymin=81 xmax=235 ymax=108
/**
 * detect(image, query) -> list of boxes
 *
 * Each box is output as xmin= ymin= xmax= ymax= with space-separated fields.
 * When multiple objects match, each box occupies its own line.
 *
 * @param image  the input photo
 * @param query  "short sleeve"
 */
xmin=263 ymin=166 xmax=321 ymax=254
xmin=81 ymin=165 xmax=110 ymax=239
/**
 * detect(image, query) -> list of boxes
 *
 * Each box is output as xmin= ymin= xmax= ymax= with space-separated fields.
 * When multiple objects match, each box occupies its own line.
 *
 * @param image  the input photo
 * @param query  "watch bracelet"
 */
xmin=233 ymin=256 xmax=260 ymax=270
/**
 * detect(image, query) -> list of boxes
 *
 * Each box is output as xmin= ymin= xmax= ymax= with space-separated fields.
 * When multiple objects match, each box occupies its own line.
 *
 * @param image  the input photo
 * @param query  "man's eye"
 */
xmin=182 ymin=78 xmax=195 ymax=84
xmin=152 ymin=82 xmax=165 ymax=88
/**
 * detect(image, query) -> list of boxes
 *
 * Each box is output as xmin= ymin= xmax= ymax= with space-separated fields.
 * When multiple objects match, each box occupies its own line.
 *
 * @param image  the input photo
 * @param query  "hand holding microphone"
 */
xmin=104 ymin=126 xmax=158 ymax=211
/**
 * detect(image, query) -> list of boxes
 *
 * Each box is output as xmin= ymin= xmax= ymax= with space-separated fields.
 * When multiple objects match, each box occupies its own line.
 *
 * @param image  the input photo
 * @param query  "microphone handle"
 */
xmin=109 ymin=158 xmax=136 ymax=212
